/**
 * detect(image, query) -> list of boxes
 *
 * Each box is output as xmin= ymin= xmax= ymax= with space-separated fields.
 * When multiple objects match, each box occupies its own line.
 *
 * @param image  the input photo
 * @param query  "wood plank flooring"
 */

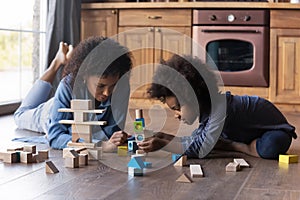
xmin=0 ymin=110 xmax=299 ymax=200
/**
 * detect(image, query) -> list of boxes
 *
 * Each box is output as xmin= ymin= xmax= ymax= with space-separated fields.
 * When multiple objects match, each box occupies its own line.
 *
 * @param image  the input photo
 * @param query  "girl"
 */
xmin=138 ymin=54 xmax=297 ymax=159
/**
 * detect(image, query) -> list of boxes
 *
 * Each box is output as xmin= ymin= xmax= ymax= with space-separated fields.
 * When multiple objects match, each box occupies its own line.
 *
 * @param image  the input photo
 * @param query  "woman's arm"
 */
xmin=47 ymin=77 xmax=73 ymax=149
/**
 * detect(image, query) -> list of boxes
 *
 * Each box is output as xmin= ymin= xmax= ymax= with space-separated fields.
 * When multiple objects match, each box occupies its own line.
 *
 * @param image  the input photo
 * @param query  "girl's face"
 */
xmin=86 ymin=74 xmax=119 ymax=102
xmin=164 ymin=96 xmax=198 ymax=125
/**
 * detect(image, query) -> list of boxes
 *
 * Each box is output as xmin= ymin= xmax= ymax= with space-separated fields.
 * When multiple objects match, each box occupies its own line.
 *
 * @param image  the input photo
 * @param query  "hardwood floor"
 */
xmin=0 ymin=111 xmax=299 ymax=200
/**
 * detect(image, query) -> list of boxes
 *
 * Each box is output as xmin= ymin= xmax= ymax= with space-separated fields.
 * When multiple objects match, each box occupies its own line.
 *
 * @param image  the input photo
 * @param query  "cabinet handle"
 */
xmin=156 ymin=28 xmax=161 ymax=32
xmin=148 ymin=15 xmax=162 ymax=20
xmin=148 ymin=27 xmax=154 ymax=32
xmin=111 ymin=10 xmax=117 ymax=14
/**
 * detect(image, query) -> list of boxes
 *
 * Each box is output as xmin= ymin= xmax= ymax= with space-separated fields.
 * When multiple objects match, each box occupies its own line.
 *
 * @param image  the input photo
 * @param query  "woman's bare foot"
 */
xmin=40 ymin=42 xmax=73 ymax=83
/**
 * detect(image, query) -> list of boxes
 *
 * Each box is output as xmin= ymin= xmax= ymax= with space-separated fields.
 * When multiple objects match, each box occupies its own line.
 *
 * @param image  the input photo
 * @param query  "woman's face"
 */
xmin=86 ymin=74 xmax=119 ymax=102
xmin=164 ymin=96 xmax=198 ymax=125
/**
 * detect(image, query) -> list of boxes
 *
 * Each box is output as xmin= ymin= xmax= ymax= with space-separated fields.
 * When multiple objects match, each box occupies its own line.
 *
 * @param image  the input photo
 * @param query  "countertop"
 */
xmin=82 ymin=2 xmax=300 ymax=9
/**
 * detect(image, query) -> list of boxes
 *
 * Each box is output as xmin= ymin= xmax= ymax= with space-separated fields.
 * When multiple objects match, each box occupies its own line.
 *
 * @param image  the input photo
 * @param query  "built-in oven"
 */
xmin=193 ymin=9 xmax=270 ymax=87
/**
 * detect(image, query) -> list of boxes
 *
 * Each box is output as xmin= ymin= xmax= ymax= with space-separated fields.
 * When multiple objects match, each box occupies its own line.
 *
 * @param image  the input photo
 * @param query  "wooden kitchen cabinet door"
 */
xmin=81 ymin=9 xmax=118 ymax=40
xmin=270 ymin=28 xmax=300 ymax=104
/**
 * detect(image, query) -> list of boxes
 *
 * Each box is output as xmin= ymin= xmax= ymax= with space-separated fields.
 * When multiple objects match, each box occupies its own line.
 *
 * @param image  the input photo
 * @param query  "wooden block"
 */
xmin=20 ymin=152 xmax=33 ymax=163
xmin=71 ymin=99 xmax=92 ymax=110
xmin=79 ymin=154 xmax=88 ymax=166
xmin=72 ymin=124 xmax=91 ymax=134
xmin=88 ymin=147 xmax=103 ymax=160
xmin=64 ymin=150 xmax=79 ymax=168
xmin=23 ymin=145 xmax=36 ymax=154
xmin=174 ymin=155 xmax=187 ymax=167
xmin=128 ymin=167 xmax=143 ymax=176
xmin=38 ymin=149 xmax=49 ymax=160
xmin=233 ymin=158 xmax=250 ymax=167
xmin=190 ymin=164 xmax=203 ymax=178
xmin=75 ymin=147 xmax=87 ymax=153
xmin=128 ymin=141 xmax=138 ymax=153
xmin=144 ymin=161 xmax=152 ymax=168
xmin=45 ymin=161 xmax=59 ymax=173
xmin=131 ymin=154 xmax=145 ymax=162
xmin=7 ymin=146 xmax=23 ymax=152
xmin=63 ymin=148 xmax=75 ymax=158
xmin=176 ymin=173 xmax=192 ymax=183
xmin=226 ymin=162 xmax=241 ymax=172
xmin=279 ymin=154 xmax=299 ymax=164
xmin=67 ymin=141 xmax=98 ymax=149
xmin=117 ymin=146 xmax=128 ymax=156
xmin=73 ymin=111 xmax=87 ymax=122
xmin=136 ymin=149 xmax=147 ymax=157
xmin=2 ymin=151 xmax=20 ymax=163
xmin=72 ymin=132 xmax=92 ymax=143
xmin=59 ymin=120 xmax=107 ymax=126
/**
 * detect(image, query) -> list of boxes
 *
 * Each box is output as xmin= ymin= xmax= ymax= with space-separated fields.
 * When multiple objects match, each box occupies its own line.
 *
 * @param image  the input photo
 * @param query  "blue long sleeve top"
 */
xmin=183 ymin=91 xmax=297 ymax=158
xmin=48 ymin=74 xmax=129 ymax=149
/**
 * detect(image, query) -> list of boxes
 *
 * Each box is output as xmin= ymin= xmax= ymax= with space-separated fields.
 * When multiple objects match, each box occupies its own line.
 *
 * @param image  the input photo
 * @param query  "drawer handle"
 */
xmin=148 ymin=15 xmax=162 ymax=20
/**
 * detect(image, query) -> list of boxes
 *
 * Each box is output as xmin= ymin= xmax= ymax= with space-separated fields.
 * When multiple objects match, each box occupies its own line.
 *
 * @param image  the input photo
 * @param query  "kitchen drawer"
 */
xmin=119 ymin=9 xmax=191 ymax=27
xmin=271 ymin=10 xmax=300 ymax=28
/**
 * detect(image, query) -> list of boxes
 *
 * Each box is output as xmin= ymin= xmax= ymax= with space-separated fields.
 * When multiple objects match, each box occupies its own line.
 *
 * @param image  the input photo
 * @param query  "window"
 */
xmin=0 ymin=0 xmax=47 ymax=115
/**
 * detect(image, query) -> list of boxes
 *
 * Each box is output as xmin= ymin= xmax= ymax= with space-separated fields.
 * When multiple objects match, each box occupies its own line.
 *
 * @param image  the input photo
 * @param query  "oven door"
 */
xmin=193 ymin=26 xmax=269 ymax=87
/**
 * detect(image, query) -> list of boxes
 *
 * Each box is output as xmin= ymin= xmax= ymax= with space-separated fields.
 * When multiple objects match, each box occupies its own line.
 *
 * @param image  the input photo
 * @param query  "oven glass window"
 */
xmin=206 ymin=39 xmax=253 ymax=72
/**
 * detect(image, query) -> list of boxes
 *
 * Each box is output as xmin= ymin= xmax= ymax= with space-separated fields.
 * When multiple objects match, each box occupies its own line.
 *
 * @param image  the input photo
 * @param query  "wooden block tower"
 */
xmin=58 ymin=99 xmax=107 ymax=149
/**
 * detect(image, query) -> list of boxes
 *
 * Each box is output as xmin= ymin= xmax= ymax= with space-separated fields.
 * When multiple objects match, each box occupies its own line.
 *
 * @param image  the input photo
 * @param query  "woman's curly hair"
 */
xmin=147 ymin=54 xmax=220 ymax=112
xmin=63 ymin=36 xmax=133 ymax=87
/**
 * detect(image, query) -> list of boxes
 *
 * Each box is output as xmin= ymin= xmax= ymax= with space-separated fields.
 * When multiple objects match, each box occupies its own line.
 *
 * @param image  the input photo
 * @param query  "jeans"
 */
xmin=256 ymin=130 xmax=292 ymax=159
xmin=14 ymin=79 xmax=53 ymax=135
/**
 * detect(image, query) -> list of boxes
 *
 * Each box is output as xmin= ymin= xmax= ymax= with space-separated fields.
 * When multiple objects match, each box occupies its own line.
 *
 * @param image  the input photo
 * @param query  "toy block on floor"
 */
xmin=45 ymin=161 xmax=59 ymax=174
xmin=64 ymin=150 xmax=79 ymax=168
xmin=233 ymin=158 xmax=250 ymax=167
xmin=279 ymin=154 xmax=299 ymax=164
xmin=174 ymin=155 xmax=187 ymax=167
xmin=128 ymin=156 xmax=145 ymax=176
xmin=128 ymin=156 xmax=145 ymax=169
xmin=190 ymin=164 xmax=203 ymax=178
xmin=2 ymin=151 xmax=20 ymax=163
xmin=7 ymin=146 xmax=23 ymax=152
xmin=117 ymin=146 xmax=128 ymax=156
xmin=226 ymin=162 xmax=241 ymax=172
xmin=176 ymin=173 xmax=192 ymax=183
xmin=38 ymin=149 xmax=49 ymax=160
xmin=20 ymin=152 xmax=33 ymax=163
xmin=23 ymin=145 xmax=36 ymax=154
xmin=128 ymin=167 xmax=143 ymax=176
xmin=79 ymin=153 xmax=88 ymax=166
xmin=87 ymin=147 xmax=103 ymax=160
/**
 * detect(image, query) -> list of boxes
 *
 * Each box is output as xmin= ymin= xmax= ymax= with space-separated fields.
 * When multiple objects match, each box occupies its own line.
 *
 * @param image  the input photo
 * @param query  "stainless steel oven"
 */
xmin=193 ymin=10 xmax=270 ymax=87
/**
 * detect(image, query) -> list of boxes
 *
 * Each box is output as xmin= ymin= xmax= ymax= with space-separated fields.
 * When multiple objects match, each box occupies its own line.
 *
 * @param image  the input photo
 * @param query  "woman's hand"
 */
xmin=108 ymin=131 xmax=130 ymax=146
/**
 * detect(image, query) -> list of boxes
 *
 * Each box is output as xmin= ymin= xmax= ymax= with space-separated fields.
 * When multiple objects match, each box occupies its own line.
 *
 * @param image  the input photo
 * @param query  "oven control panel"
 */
xmin=193 ymin=10 xmax=269 ymax=25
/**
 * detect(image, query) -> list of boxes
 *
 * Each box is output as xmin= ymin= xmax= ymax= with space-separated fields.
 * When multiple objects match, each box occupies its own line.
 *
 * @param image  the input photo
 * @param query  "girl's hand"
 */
xmin=108 ymin=131 xmax=129 ymax=146
xmin=137 ymin=136 xmax=169 ymax=153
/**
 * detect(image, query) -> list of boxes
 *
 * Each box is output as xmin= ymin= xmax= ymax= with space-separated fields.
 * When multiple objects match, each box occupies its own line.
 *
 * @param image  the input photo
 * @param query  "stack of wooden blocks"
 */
xmin=59 ymin=99 xmax=106 ymax=166
xmin=0 ymin=144 xmax=49 ymax=164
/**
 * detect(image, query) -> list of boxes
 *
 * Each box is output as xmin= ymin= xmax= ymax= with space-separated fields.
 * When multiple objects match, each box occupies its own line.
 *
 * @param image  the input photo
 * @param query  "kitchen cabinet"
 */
xmin=118 ymin=9 xmax=192 ymax=98
xmin=81 ymin=9 xmax=118 ymax=40
xmin=270 ymin=10 xmax=300 ymax=108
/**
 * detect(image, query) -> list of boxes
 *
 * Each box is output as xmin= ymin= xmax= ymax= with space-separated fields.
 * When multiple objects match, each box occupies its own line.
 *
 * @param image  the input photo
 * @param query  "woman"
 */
xmin=138 ymin=54 xmax=297 ymax=159
xmin=14 ymin=36 xmax=133 ymax=150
